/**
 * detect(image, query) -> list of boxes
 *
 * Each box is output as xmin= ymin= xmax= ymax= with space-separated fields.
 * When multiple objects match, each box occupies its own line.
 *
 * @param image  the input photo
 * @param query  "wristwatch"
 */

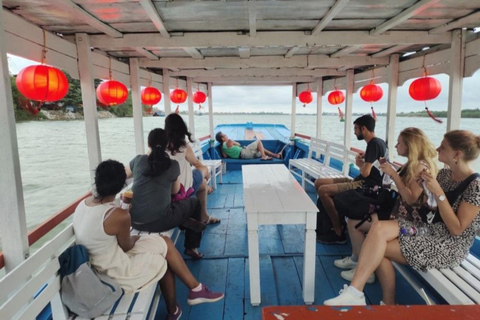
xmin=438 ymin=194 xmax=446 ymax=202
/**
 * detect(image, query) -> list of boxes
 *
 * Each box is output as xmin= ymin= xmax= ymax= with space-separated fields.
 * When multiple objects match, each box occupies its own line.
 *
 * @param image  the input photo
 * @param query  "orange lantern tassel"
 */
xmin=425 ymin=105 xmax=442 ymax=123
xmin=371 ymin=106 xmax=377 ymax=121
xmin=175 ymin=105 xmax=180 ymax=114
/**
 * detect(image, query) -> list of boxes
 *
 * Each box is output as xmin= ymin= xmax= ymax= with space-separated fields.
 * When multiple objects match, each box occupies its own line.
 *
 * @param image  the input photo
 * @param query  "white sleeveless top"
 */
xmin=73 ymin=200 xmax=168 ymax=293
xmin=167 ymin=145 xmax=193 ymax=189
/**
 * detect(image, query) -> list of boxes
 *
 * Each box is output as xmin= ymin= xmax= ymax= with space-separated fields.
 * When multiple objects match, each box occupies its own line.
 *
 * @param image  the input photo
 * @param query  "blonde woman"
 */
xmin=334 ymin=128 xmax=438 ymax=284
xmin=325 ymin=130 xmax=480 ymax=306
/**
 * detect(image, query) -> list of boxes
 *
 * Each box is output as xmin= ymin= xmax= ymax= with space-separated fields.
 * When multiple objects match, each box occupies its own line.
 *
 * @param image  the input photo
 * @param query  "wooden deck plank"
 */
xmin=188 ymin=259 xmax=228 ymax=320
xmin=244 ymin=256 xmax=278 ymax=319
xmin=224 ymin=258 xmax=245 ymax=320
xmin=292 ymin=256 xmax=336 ymax=304
xmin=272 ymin=257 xmax=304 ymax=305
xmin=259 ymin=225 xmax=284 ymax=255
xmin=278 ymin=225 xmax=304 ymax=254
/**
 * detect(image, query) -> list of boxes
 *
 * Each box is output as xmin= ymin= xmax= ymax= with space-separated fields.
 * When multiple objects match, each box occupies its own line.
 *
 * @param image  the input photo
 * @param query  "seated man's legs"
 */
xmin=317 ymin=179 xmax=363 ymax=244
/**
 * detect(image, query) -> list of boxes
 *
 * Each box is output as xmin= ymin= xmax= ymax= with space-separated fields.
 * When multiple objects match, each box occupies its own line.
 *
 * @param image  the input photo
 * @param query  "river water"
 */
xmin=8 ymin=114 xmax=480 ymax=242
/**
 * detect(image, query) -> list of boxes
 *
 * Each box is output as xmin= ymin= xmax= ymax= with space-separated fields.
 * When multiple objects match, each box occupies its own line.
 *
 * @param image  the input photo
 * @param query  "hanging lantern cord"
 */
xmin=108 ymin=57 xmax=112 ymax=80
xmin=37 ymin=29 xmax=49 ymax=111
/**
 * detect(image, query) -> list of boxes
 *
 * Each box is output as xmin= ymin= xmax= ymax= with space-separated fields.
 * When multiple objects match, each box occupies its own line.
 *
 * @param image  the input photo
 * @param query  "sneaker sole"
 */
xmin=340 ymin=272 xmax=375 ymax=284
xmin=316 ymin=239 xmax=347 ymax=245
xmin=334 ymin=261 xmax=357 ymax=269
xmin=187 ymin=294 xmax=224 ymax=306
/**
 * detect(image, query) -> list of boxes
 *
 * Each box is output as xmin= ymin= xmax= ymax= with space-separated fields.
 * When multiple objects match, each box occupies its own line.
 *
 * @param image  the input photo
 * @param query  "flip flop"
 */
xmin=184 ymin=248 xmax=204 ymax=260
xmin=207 ymin=186 xmax=214 ymax=194
xmin=204 ymin=216 xmax=221 ymax=225
xmin=261 ymin=156 xmax=273 ymax=161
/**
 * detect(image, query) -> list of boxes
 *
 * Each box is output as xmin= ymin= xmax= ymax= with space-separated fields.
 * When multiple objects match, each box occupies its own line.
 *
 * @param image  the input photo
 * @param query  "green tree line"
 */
xmin=9 ymin=72 xmax=148 ymax=121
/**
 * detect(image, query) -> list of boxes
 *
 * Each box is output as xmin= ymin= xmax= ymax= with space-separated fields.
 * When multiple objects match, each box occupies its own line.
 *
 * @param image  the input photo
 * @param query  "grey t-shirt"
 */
xmin=129 ymin=155 xmax=180 ymax=224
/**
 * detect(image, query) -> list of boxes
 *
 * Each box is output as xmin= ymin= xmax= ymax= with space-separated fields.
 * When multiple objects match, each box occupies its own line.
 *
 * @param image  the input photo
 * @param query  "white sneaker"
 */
xmin=334 ymin=256 xmax=358 ymax=269
xmin=340 ymin=268 xmax=375 ymax=284
xmin=324 ymin=285 xmax=366 ymax=306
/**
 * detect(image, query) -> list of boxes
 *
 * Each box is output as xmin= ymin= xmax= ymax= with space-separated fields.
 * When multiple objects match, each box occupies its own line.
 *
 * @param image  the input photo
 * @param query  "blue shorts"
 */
xmin=191 ymin=169 xmax=203 ymax=194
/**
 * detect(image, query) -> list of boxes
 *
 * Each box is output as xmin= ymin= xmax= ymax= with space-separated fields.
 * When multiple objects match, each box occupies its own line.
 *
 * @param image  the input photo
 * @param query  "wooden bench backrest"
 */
xmin=324 ymin=142 xmax=346 ymax=172
xmin=308 ymin=138 xmax=329 ymax=160
xmin=0 ymin=225 xmax=75 ymax=320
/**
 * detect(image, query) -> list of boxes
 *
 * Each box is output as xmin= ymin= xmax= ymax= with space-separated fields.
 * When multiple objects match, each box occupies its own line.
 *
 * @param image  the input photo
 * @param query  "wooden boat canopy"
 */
xmin=2 ymin=0 xmax=480 ymax=90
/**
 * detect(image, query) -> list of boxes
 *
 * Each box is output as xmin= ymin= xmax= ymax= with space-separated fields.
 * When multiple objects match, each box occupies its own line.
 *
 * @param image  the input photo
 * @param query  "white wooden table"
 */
xmin=242 ymin=164 xmax=318 ymax=306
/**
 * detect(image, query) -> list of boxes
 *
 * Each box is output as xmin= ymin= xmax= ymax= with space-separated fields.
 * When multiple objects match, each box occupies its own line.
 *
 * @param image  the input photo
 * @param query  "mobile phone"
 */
xmin=379 ymin=157 xmax=387 ymax=164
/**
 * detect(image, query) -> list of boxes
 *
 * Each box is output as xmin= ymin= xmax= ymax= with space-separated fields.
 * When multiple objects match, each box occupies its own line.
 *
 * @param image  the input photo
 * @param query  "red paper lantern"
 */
xmin=170 ymin=88 xmax=187 ymax=104
xmin=141 ymin=87 xmax=162 ymax=105
xmin=328 ymin=90 xmax=345 ymax=105
xmin=193 ymin=91 xmax=207 ymax=105
xmin=96 ymin=80 xmax=128 ymax=106
xmin=360 ymin=84 xmax=383 ymax=102
xmin=409 ymin=77 xmax=441 ymax=101
xmin=299 ymin=90 xmax=313 ymax=107
xmin=16 ymin=65 xmax=69 ymax=102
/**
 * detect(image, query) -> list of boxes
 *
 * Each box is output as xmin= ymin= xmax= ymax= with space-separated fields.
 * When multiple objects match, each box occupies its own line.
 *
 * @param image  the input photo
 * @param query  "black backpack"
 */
xmin=316 ymin=197 xmax=333 ymax=236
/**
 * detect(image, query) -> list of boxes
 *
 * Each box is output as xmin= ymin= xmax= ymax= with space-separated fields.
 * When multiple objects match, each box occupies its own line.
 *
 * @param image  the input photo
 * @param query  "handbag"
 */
xmin=333 ymin=186 xmax=399 ymax=228
xmin=419 ymin=173 xmax=480 ymax=224
xmin=59 ymin=245 xmax=123 ymax=318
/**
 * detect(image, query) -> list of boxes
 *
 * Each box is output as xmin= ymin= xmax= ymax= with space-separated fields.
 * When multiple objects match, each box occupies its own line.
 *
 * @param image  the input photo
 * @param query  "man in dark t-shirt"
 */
xmin=314 ymin=115 xmax=387 ymax=244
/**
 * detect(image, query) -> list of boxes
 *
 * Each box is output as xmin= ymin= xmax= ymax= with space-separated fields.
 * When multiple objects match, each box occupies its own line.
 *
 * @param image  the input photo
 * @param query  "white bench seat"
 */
xmin=193 ymin=142 xmax=223 ymax=189
xmin=289 ymin=138 xmax=357 ymax=188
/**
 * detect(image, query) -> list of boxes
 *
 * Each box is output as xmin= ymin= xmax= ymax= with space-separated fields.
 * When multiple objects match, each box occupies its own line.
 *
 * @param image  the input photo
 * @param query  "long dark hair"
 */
xmin=144 ymin=128 xmax=171 ymax=177
xmin=164 ymin=113 xmax=194 ymax=155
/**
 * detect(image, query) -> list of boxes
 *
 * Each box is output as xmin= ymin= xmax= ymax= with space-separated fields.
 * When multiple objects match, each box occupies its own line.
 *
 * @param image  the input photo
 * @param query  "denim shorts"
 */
xmin=191 ymin=169 xmax=203 ymax=194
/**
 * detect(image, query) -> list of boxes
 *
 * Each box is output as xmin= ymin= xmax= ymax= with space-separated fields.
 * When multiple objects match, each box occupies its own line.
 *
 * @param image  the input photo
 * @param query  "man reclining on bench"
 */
xmin=215 ymin=131 xmax=281 ymax=160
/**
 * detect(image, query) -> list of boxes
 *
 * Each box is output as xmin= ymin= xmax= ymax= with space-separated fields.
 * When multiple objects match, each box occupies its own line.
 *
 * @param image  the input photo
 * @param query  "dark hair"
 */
xmin=444 ymin=130 xmax=480 ymax=162
xmin=215 ymin=131 xmax=223 ymax=144
xmin=145 ymin=128 xmax=171 ymax=177
xmin=164 ymin=113 xmax=194 ymax=155
xmin=94 ymin=160 xmax=126 ymax=199
xmin=354 ymin=114 xmax=376 ymax=132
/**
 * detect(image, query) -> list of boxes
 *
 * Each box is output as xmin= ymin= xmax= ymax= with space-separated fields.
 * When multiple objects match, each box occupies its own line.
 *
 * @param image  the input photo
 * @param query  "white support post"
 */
xmin=208 ymin=82 xmax=214 ymax=141
xmin=187 ymin=77 xmax=195 ymax=138
xmin=75 ymin=33 xmax=102 ymax=184
xmin=129 ymin=58 xmax=145 ymax=155
xmin=316 ymin=78 xmax=323 ymax=138
xmin=344 ymin=69 xmax=354 ymax=150
xmin=163 ymin=69 xmax=171 ymax=116
xmin=0 ymin=2 xmax=29 ymax=271
xmin=447 ymin=29 xmax=465 ymax=131
xmin=386 ymin=54 xmax=399 ymax=161
xmin=290 ymin=83 xmax=297 ymax=139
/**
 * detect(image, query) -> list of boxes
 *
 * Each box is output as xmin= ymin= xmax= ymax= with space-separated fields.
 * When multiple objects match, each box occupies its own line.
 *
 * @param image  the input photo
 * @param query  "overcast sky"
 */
xmin=8 ymin=54 xmax=480 ymax=114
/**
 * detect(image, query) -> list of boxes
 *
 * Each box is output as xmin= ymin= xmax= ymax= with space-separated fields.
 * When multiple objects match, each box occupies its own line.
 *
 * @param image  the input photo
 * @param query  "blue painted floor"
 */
xmin=155 ymin=169 xmax=426 ymax=320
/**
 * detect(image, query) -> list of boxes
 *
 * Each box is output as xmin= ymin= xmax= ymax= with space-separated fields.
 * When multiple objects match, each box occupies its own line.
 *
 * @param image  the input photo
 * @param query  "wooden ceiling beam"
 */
xmin=169 ymin=68 xmax=346 ymax=78
xmin=89 ymin=31 xmax=451 ymax=49
xmin=285 ymin=46 xmax=300 ymax=58
xmin=49 ymin=0 xmax=122 ymax=38
xmin=371 ymin=45 xmax=411 ymax=57
xmin=194 ymin=76 xmax=317 ymax=84
xmin=248 ymin=1 xmax=257 ymax=37
xmin=429 ymin=11 xmax=480 ymax=34
xmin=183 ymin=48 xmax=204 ymax=59
xmin=134 ymin=48 xmax=159 ymax=60
xmin=370 ymin=0 xmax=440 ymax=35
xmin=330 ymin=45 xmax=362 ymax=58
xmin=139 ymin=55 xmax=388 ymax=69
xmin=139 ymin=0 xmax=170 ymax=38
xmin=312 ymin=0 xmax=350 ymax=35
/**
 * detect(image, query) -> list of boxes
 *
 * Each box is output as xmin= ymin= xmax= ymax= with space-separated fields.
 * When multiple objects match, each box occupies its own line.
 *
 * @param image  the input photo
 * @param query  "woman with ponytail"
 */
xmin=126 ymin=128 xmax=206 ymax=259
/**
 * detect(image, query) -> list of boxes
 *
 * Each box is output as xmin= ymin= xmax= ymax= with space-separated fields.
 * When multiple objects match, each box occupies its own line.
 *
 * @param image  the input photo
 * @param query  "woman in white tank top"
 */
xmin=165 ymin=113 xmax=221 ymax=225
xmin=73 ymin=160 xmax=223 ymax=319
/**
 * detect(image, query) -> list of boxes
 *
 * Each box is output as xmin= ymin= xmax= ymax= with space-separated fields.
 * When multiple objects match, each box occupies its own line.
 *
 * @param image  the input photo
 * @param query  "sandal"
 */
xmin=204 ymin=216 xmax=221 ymax=225
xmin=184 ymin=248 xmax=204 ymax=260
xmin=207 ymin=186 xmax=214 ymax=194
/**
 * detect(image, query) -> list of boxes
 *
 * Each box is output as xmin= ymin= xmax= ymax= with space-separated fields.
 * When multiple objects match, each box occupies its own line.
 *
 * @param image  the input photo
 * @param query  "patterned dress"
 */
xmin=398 ymin=168 xmax=480 ymax=272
